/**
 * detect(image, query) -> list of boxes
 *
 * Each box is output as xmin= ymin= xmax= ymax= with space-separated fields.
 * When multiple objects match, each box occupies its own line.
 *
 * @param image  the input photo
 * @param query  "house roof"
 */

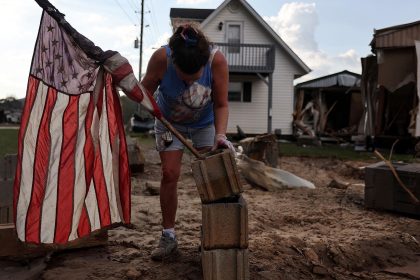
xmin=295 ymin=70 xmax=361 ymax=89
xmin=371 ymin=20 xmax=420 ymax=50
xmin=170 ymin=0 xmax=310 ymax=75
xmin=169 ymin=8 xmax=214 ymax=21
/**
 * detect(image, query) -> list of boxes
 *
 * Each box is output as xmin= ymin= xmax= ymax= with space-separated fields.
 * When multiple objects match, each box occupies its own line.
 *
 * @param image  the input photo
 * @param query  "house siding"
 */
xmin=228 ymin=76 xmax=268 ymax=133
xmin=201 ymin=2 xmax=305 ymax=135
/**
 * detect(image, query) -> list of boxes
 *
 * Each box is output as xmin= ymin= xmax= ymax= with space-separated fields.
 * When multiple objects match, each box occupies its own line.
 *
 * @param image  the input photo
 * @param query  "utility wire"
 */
xmin=134 ymin=10 xmax=141 ymax=22
xmin=145 ymin=21 xmax=157 ymax=46
xmin=148 ymin=1 xmax=161 ymax=35
xmin=126 ymin=0 xmax=139 ymax=11
xmin=111 ymin=0 xmax=137 ymax=25
xmin=144 ymin=2 xmax=160 ymax=46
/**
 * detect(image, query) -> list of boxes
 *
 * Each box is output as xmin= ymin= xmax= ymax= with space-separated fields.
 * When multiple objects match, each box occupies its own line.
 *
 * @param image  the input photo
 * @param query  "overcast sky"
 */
xmin=1 ymin=0 xmax=420 ymax=99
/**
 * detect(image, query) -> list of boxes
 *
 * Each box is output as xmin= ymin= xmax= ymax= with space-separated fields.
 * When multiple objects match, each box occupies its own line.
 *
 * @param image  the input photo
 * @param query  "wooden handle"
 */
xmin=159 ymin=117 xmax=205 ymax=159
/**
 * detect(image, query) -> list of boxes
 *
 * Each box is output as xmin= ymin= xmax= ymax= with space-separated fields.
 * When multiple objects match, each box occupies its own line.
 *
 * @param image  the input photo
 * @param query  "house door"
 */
xmin=226 ymin=22 xmax=242 ymax=67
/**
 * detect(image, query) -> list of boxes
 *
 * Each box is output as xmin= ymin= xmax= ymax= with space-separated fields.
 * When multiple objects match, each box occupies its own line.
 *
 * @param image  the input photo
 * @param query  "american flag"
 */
xmin=13 ymin=1 xmax=148 ymax=244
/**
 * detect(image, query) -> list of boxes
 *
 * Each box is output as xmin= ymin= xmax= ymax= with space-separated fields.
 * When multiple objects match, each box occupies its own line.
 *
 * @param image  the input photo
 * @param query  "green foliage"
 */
xmin=2 ymin=128 xmax=415 ymax=163
xmin=0 ymin=128 xmax=156 ymax=158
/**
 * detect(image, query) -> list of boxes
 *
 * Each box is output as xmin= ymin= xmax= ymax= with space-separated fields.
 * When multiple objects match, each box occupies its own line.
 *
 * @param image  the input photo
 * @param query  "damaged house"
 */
xmin=360 ymin=20 xmax=420 ymax=147
xmin=293 ymin=70 xmax=362 ymax=139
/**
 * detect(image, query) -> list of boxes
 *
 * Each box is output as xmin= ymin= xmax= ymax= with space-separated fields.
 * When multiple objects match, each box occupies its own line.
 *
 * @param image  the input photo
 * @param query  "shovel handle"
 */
xmin=158 ymin=117 xmax=205 ymax=159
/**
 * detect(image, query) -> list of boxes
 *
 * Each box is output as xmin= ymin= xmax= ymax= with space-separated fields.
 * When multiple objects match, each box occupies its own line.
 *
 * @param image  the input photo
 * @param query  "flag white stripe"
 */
xmin=85 ymin=180 xmax=101 ymax=231
xmin=111 ymin=136 xmax=124 ymax=222
xmin=16 ymin=82 xmax=49 ymax=241
xmin=99 ymin=89 xmax=121 ymax=224
xmin=68 ymin=93 xmax=90 ymax=241
xmin=85 ymin=105 xmax=101 ymax=231
xmin=91 ymin=100 xmax=100 ymax=153
xmin=39 ymin=92 xmax=69 ymax=243
xmin=119 ymin=73 xmax=137 ymax=92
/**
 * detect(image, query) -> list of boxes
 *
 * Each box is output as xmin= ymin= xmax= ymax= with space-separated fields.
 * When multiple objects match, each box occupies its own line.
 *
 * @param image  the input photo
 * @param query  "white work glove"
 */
xmin=212 ymin=134 xmax=235 ymax=153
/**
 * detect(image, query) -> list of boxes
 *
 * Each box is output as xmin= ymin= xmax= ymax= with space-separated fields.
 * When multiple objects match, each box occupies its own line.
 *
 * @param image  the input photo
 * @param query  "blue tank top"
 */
xmin=156 ymin=45 xmax=215 ymax=128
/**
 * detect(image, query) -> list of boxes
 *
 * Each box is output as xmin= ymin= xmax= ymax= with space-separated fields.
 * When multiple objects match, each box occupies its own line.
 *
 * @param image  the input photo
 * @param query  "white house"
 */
xmin=170 ymin=0 xmax=310 ymax=135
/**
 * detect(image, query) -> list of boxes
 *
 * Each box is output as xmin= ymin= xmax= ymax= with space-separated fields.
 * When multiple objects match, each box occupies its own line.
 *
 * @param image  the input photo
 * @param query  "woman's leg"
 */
xmin=159 ymin=150 xmax=183 ymax=229
xmin=151 ymin=149 xmax=183 ymax=260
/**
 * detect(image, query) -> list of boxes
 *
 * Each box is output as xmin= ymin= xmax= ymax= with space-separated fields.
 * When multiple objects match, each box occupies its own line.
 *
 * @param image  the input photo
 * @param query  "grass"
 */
xmin=279 ymin=142 xmax=416 ymax=162
xmin=1 ymin=128 xmax=416 ymax=163
xmin=0 ymin=129 xmax=156 ymax=158
xmin=0 ymin=128 xmax=19 ymax=157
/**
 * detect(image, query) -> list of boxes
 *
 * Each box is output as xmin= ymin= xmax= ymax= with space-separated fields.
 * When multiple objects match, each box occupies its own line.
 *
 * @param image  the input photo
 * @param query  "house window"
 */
xmin=227 ymin=24 xmax=241 ymax=53
xmin=228 ymin=82 xmax=252 ymax=102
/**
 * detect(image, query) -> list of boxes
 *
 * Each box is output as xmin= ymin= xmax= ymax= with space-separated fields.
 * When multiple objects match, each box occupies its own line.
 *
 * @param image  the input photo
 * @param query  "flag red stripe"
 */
xmin=93 ymin=146 xmax=112 ymax=227
xmin=97 ymin=83 xmax=104 ymax=118
xmin=106 ymin=74 xmax=131 ymax=223
xmin=78 ymin=93 xmax=95 ymax=237
xmin=54 ymin=95 xmax=79 ymax=244
xmin=115 ymin=93 xmax=131 ymax=223
xmin=25 ymin=87 xmax=58 ymax=243
xmin=110 ymin=79 xmax=131 ymax=223
xmin=93 ymin=87 xmax=111 ymax=227
xmin=112 ymin=63 xmax=133 ymax=84
xmin=144 ymin=89 xmax=162 ymax=118
xmin=83 ymin=93 xmax=95 ymax=187
xmin=105 ymin=74 xmax=118 ymax=151
xmin=77 ymin=205 xmax=91 ymax=238
xmin=14 ymin=77 xmax=40 ymax=224
xmin=127 ymin=85 xmax=144 ymax=103
xmin=130 ymin=85 xmax=162 ymax=118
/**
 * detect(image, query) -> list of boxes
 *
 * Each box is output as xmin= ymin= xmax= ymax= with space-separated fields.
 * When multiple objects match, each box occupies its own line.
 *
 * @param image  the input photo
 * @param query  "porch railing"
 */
xmin=214 ymin=42 xmax=275 ymax=73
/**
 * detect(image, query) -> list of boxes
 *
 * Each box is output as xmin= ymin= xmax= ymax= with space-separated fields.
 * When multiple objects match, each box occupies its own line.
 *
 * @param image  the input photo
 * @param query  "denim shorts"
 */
xmin=154 ymin=120 xmax=215 ymax=152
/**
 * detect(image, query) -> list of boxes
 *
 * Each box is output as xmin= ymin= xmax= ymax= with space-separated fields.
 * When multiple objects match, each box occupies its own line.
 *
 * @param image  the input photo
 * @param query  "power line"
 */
xmin=142 ymin=2 xmax=160 ymax=47
xmin=142 ymin=5 xmax=156 ymax=44
xmin=125 ymin=0 xmax=138 ymax=11
xmin=148 ymin=1 xmax=161 ymax=35
xmin=144 ymin=18 xmax=157 ymax=46
xmin=111 ymin=0 xmax=137 ymax=25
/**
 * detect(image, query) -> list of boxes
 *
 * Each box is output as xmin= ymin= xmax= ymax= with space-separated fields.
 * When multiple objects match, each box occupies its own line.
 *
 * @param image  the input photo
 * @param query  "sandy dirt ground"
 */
xmin=1 ymin=142 xmax=419 ymax=280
